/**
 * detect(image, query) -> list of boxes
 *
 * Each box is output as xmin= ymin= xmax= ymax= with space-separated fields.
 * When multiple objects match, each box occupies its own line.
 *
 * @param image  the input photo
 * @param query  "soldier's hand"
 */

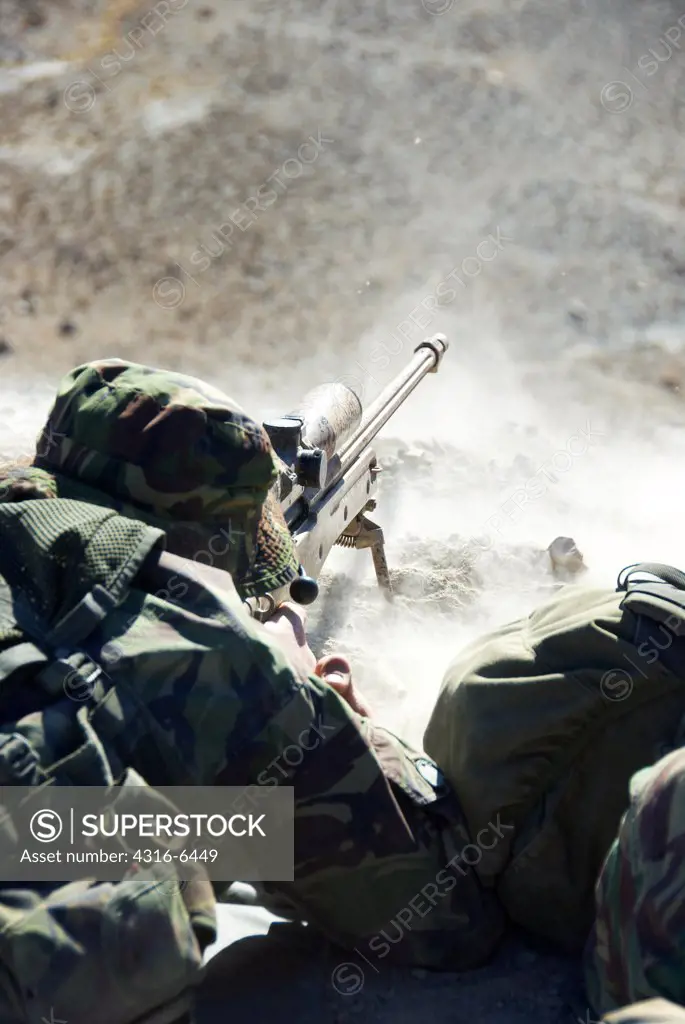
xmin=259 ymin=606 xmax=373 ymax=717
xmin=315 ymin=655 xmax=373 ymax=718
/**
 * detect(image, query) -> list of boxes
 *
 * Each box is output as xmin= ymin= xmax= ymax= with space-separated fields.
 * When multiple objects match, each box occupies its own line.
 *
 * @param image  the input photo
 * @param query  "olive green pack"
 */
xmin=0 ymin=499 xmax=215 ymax=1024
xmin=424 ymin=564 xmax=685 ymax=952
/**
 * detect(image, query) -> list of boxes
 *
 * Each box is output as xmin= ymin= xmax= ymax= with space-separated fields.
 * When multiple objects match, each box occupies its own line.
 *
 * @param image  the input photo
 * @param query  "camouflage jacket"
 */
xmin=0 ymin=498 xmax=505 ymax=1022
xmin=585 ymin=747 xmax=685 ymax=1017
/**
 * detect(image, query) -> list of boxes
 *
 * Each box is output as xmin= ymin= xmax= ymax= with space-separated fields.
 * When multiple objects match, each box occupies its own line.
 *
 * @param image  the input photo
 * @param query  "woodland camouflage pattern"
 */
xmin=28 ymin=357 xmax=300 ymax=597
xmin=0 ymin=361 xmax=505 ymax=1023
xmin=0 ymin=498 xmax=505 ymax=969
xmin=0 ymin=865 xmax=216 ymax=1024
xmin=586 ymin=747 xmax=685 ymax=1018
xmin=0 ymin=499 xmax=217 ymax=1024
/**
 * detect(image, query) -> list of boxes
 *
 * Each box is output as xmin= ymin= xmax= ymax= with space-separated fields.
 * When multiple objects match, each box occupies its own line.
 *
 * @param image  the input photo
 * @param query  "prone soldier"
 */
xmin=0 ymin=357 xmax=504 ymax=1024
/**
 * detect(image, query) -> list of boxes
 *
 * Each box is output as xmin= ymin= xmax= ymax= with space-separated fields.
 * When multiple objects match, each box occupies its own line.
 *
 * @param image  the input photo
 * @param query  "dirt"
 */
xmin=2 ymin=0 xmax=685 ymax=1021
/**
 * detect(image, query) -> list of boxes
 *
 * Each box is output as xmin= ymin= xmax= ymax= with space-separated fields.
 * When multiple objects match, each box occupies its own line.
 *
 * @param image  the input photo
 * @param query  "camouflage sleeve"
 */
xmin=603 ymin=1000 xmax=685 ymax=1024
xmin=0 ymin=864 xmax=215 ymax=1024
xmin=81 ymin=567 xmax=506 ymax=971
xmin=585 ymin=748 xmax=685 ymax=1017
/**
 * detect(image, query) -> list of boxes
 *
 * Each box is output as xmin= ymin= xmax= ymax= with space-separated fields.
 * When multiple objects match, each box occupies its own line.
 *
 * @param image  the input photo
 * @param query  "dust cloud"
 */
xmin=2 ymin=0 xmax=685 ymax=755
xmin=3 ymin=307 xmax=685 ymax=751
xmin=306 ymin=312 xmax=685 ymax=746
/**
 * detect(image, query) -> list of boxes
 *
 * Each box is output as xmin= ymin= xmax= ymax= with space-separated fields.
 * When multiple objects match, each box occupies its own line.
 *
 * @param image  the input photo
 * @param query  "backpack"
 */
xmin=423 ymin=563 xmax=685 ymax=952
xmin=0 ymin=498 xmax=216 ymax=1024
xmin=0 ymin=496 xmax=168 ymax=784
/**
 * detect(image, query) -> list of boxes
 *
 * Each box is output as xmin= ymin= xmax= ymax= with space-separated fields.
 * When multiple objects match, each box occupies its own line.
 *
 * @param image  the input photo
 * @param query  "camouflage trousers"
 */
xmin=586 ymin=747 xmax=685 ymax=1017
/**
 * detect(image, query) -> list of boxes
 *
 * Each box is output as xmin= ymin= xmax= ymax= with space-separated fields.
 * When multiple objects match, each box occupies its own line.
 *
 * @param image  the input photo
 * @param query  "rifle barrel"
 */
xmin=335 ymin=334 xmax=448 ymax=480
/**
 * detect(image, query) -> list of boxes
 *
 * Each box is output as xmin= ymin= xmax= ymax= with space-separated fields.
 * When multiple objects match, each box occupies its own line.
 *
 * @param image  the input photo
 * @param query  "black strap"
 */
xmin=0 ymin=704 xmax=123 ymax=787
xmin=0 ymin=574 xmax=117 ymax=705
xmin=0 ymin=732 xmax=47 ymax=786
xmin=36 ymin=650 xmax=104 ymax=699
xmin=45 ymin=585 xmax=120 ymax=649
xmin=0 ymin=570 xmax=118 ymax=783
xmin=0 ymin=641 xmax=48 ymax=686
xmin=618 ymin=562 xmax=685 ymax=592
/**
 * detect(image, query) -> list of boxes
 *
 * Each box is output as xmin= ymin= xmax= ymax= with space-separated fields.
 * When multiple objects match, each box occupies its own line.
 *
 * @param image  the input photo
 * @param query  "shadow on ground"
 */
xmin=197 ymin=905 xmax=585 ymax=1024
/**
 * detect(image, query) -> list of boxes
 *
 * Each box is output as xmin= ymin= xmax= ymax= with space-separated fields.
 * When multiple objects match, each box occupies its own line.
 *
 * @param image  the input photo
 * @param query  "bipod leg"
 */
xmin=346 ymin=514 xmax=393 ymax=600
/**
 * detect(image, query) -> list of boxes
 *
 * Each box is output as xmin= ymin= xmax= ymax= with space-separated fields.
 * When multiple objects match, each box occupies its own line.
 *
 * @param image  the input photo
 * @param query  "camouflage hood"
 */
xmin=9 ymin=359 xmax=299 ymax=598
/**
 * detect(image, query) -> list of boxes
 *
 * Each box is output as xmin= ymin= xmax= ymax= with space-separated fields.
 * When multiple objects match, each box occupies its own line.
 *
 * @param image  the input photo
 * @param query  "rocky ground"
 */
xmin=2 ymin=0 xmax=685 ymax=1021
